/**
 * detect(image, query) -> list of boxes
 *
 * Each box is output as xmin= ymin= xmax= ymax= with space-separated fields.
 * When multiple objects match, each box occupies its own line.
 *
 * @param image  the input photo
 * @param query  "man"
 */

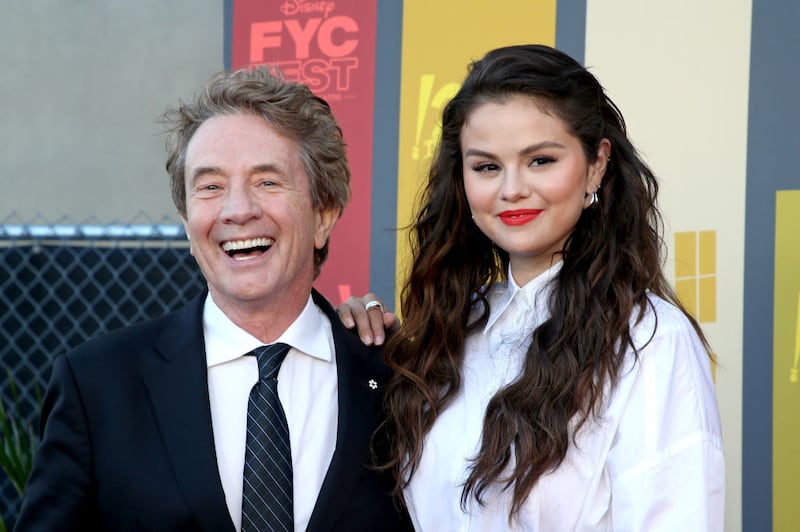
xmin=16 ymin=67 xmax=410 ymax=531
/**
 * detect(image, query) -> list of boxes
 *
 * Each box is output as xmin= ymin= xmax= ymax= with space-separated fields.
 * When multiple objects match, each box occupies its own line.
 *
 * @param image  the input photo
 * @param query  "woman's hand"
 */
xmin=336 ymin=293 xmax=398 ymax=346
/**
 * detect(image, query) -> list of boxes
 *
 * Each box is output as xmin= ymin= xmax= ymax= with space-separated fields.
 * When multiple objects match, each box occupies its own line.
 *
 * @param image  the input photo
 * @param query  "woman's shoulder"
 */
xmin=624 ymin=293 xmax=713 ymax=385
xmin=630 ymin=293 xmax=702 ymax=347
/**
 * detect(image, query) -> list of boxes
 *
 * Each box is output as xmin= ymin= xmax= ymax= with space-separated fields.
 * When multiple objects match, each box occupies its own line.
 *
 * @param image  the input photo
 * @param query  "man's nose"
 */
xmin=220 ymin=182 xmax=261 ymax=223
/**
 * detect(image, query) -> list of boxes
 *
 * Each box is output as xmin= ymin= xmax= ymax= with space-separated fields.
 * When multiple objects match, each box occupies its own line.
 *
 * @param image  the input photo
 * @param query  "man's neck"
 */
xmin=209 ymin=287 xmax=312 ymax=344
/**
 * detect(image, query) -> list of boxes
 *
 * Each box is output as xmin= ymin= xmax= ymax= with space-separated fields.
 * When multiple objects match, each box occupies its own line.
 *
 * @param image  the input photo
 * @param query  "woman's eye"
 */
xmin=530 ymin=156 xmax=555 ymax=167
xmin=473 ymin=162 xmax=499 ymax=172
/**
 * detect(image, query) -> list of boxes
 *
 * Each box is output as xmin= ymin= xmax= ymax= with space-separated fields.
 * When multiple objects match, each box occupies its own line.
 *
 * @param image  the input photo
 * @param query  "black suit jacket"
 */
xmin=15 ymin=290 xmax=411 ymax=531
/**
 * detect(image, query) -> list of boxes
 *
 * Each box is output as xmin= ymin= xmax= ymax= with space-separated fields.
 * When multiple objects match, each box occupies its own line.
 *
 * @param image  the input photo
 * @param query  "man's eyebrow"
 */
xmin=189 ymin=166 xmax=222 ymax=184
xmin=189 ymin=163 xmax=285 ymax=184
xmin=251 ymin=163 xmax=284 ymax=175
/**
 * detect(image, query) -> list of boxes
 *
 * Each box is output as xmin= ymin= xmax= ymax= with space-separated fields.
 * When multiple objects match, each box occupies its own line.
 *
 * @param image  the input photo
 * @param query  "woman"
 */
xmin=339 ymin=44 xmax=724 ymax=530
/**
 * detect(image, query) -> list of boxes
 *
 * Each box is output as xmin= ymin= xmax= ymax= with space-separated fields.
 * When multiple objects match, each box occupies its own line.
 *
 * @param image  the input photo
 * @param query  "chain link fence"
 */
xmin=0 ymin=218 xmax=205 ymax=527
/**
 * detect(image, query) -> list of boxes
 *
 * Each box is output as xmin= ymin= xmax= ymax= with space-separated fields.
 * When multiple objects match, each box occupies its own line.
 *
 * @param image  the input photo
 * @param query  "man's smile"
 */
xmin=221 ymin=237 xmax=275 ymax=260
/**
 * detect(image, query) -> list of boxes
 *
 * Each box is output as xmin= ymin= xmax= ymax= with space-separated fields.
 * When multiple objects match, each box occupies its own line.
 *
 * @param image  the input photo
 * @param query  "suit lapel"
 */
xmin=306 ymin=291 xmax=391 ymax=532
xmin=143 ymin=294 xmax=236 ymax=532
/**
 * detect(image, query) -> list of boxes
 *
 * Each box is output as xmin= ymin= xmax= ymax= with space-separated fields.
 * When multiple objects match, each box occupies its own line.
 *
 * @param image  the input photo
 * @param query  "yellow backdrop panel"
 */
xmin=773 ymin=190 xmax=800 ymax=531
xmin=395 ymin=0 xmax=556 ymax=305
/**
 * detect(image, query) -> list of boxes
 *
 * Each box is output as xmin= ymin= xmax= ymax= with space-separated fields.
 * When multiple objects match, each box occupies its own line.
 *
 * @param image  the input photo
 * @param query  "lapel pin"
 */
xmin=368 ymin=379 xmax=378 ymax=390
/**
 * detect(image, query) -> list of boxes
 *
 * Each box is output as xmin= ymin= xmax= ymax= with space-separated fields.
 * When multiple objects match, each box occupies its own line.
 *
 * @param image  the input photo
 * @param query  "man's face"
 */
xmin=181 ymin=113 xmax=338 ymax=317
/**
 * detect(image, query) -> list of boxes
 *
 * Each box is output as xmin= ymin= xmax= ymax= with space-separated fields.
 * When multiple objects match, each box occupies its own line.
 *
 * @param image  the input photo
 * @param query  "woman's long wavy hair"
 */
xmin=382 ymin=44 xmax=710 ymax=517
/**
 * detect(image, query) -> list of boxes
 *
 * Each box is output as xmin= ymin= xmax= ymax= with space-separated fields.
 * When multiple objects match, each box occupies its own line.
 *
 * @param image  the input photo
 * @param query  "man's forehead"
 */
xmin=184 ymin=114 xmax=304 ymax=178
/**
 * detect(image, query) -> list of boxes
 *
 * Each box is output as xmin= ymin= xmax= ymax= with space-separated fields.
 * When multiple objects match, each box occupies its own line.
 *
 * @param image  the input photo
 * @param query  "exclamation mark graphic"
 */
xmin=791 ymin=290 xmax=800 ymax=383
xmin=338 ymin=284 xmax=352 ymax=305
xmin=412 ymin=75 xmax=434 ymax=160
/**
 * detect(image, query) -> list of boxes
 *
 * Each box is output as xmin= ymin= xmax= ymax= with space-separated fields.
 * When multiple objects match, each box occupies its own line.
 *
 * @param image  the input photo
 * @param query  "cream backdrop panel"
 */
xmin=585 ymin=2 xmax=751 ymax=531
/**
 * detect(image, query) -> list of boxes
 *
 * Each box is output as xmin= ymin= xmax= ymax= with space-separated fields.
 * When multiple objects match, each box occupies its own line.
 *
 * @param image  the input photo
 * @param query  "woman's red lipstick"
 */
xmin=498 ymin=209 xmax=543 ymax=226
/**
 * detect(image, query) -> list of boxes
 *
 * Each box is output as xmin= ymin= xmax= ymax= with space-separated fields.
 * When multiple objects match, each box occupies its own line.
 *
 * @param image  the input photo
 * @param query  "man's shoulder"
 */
xmin=64 ymin=296 xmax=203 ymax=371
xmin=312 ymin=289 xmax=390 ymax=367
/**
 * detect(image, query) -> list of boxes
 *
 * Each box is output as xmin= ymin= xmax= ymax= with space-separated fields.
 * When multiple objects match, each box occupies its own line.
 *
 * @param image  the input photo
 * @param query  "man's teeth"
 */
xmin=221 ymin=237 xmax=274 ymax=252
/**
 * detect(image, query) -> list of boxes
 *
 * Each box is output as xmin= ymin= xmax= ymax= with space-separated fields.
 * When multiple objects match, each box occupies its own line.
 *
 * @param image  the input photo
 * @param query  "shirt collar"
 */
xmin=482 ymin=260 xmax=562 ymax=334
xmin=203 ymin=293 xmax=332 ymax=368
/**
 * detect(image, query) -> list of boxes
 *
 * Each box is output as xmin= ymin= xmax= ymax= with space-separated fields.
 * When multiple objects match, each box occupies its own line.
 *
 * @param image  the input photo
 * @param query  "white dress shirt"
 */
xmin=404 ymin=263 xmax=725 ymax=531
xmin=204 ymin=293 xmax=338 ymax=532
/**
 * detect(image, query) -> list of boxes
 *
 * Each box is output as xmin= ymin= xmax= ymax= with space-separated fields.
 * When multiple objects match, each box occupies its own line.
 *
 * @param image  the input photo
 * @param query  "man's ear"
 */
xmin=314 ymin=207 xmax=340 ymax=250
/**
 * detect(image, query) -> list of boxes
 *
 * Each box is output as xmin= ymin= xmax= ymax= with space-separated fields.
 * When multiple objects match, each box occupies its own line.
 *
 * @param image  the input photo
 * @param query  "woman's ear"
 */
xmin=587 ymin=138 xmax=612 ymax=194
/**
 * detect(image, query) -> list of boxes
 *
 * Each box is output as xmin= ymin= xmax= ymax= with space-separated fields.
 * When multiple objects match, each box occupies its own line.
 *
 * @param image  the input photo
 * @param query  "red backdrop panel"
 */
xmin=230 ymin=0 xmax=376 ymax=304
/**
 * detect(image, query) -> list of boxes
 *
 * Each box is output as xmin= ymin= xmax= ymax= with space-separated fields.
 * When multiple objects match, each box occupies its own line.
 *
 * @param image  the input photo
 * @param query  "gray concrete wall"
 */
xmin=0 ymin=1 xmax=223 ymax=223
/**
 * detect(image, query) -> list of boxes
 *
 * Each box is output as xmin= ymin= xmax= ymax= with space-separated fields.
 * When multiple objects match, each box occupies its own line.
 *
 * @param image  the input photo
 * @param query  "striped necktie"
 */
xmin=241 ymin=343 xmax=293 ymax=532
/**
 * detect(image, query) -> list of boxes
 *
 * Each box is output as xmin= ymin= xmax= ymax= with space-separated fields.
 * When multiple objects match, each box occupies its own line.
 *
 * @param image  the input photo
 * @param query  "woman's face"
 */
xmin=461 ymin=96 xmax=609 ymax=286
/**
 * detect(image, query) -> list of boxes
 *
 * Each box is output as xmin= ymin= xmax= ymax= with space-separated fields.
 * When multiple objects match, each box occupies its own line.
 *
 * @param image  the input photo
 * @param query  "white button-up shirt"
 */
xmin=404 ymin=263 xmax=725 ymax=531
xmin=204 ymin=293 xmax=338 ymax=532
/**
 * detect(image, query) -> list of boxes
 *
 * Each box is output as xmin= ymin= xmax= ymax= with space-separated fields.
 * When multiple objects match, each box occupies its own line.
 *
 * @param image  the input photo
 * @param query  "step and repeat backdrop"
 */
xmin=224 ymin=2 xmax=799 ymax=530
xmin=1 ymin=0 xmax=797 ymax=530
